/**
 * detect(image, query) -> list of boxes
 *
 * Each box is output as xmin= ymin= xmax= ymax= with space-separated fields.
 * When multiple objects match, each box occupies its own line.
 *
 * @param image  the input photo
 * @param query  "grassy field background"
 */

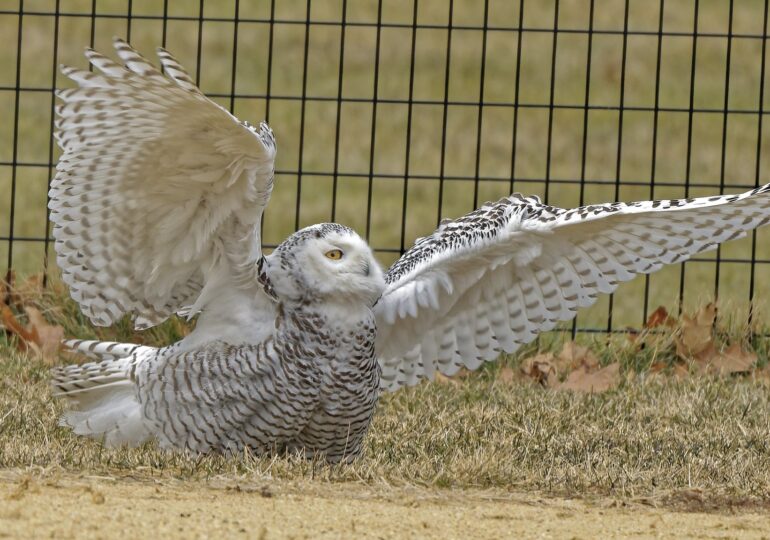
xmin=3 ymin=3 xmax=770 ymax=530
xmin=3 ymin=0 xmax=770 ymax=331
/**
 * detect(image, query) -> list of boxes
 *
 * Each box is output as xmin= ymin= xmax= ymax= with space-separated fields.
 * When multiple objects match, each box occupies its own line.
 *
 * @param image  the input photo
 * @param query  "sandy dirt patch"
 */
xmin=0 ymin=473 xmax=767 ymax=539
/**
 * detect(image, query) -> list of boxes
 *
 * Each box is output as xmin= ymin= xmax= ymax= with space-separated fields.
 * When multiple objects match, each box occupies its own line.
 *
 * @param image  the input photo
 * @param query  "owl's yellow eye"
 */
xmin=325 ymin=249 xmax=344 ymax=260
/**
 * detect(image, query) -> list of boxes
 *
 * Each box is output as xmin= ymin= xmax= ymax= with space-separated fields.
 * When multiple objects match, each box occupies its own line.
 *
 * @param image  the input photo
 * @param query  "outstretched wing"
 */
xmin=50 ymin=38 xmax=276 ymax=329
xmin=375 ymin=184 xmax=770 ymax=391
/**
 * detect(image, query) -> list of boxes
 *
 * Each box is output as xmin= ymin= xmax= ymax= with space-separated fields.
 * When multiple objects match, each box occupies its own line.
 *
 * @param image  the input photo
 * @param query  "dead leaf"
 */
xmin=676 ymin=303 xmax=717 ymax=359
xmin=2 ymin=269 xmax=25 ymax=310
xmin=558 ymin=363 xmax=621 ymax=393
xmin=15 ymin=273 xmax=43 ymax=301
xmin=709 ymin=343 xmax=757 ymax=376
xmin=645 ymin=306 xmax=676 ymax=329
xmin=649 ymin=362 xmax=667 ymax=373
xmin=0 ymin=270 xmax=43 ymax=311
xmin=433 ymin=372 xmax=460 ymax=386
xmin=672 ymin=362 xmax=691 ymax=379
xmin=0 ymin=304 xmax=63 ymax=364
xmin=453 ymin=368 xmax=472 ymax=379
xmin=497 ymin=367 xmax=515 ymax=384
xmin=1 ymin=304 xmax=36 ymax=349
xmin=555 ymin=341 xmax=599 ymax=372
xmin=24 ymin=307 xmax=64 ymax=363
xmin=520 ymin=353 xmax=558 ymax=387
xmin=754 ymin=366 xmax=770 ymax=384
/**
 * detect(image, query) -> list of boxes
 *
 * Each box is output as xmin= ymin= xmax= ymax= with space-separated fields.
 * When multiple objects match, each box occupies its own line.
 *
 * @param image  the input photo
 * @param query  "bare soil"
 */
xmin=0 ymin=472 xmax=768 ymax=540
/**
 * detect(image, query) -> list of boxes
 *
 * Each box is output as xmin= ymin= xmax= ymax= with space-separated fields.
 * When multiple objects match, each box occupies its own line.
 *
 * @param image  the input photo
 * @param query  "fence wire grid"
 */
xmin=3 ymin=0 xmax=770 ymax=334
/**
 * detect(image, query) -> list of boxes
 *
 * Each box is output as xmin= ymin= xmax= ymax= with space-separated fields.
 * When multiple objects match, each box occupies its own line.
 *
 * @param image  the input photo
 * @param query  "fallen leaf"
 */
xmin=24 ymin=307 xmax=64 ymax=363
xmin=520 ymin=353 xmax=558 ymax=387
xmin=558 ymin=362 xmax=621 ymax=393
xmin=555 ymin=341 xmax=599 ymax=373
xmin=649 ymin=362 xmax=667 ymax=373
xmin=672 ymin=362 xmax=691 ymax=379
xmin=709 ymin=343 xmax=757 ymax=376
xmin=676 ymin=303 xmax=717 ymax=359
xmin=15 ymin=273 xmax=43 ymax=300
xmin=433 ymin=372 xmax=460 ymax=386
xmin=453 ymin=367 xmax=472 ymax=379
xmin=2 ymin=269 xmax=22 ymax=310
xmin=754 ymin=366 xmax=770 ymax=384
xmin=497 ymin=366 xmax=515 ymax=384
xmin=0 ymin=304 xmax=63 ymax=364
xmin=645 ymin=306 xmax=676 ymax=329
xmin=1 ymin=304 xmax=36 ymax=348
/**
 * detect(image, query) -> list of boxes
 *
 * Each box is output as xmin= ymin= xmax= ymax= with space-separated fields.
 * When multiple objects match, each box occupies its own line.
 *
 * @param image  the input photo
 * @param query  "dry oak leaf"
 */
xmin=520 ymin=353 xmax=558 ymax=388
xmin=0 ymin=271 xmax=42 ymax=310
xmin=649 ymin=361 xmax=667 ymax=373
xmin=754 ymin=365 xmax=770 ymax=384
xmin=627 ymin=306 xmax=676 ymax=351
xmin=645 ymin=306 xmax=677 ymax=329
xmin=1 ymin=304 xmax=35 ymax=346
xmin=433 ymin=372 xmax=462 ymax=386
xmin=676 ymin=303 xmax=717 ymax=359
xmin=672 ymin=362 xmax=691 ymax=379
xmin=708 ymin=343 xmax=757 ymax=376
xmin=0 ymin=303 xmax=63 ymax=364
xmin=14 ymin=273 xmax=43 ymax=300
xmin=555 ymin=341 xmax=599 ymax=373
xmin=24 ymin=307 xmax=64 ymax=363
xmin=558 ymin=362 xmax=621 ymax=393
xmin=497 ymin=366 xmax=515 ymax=384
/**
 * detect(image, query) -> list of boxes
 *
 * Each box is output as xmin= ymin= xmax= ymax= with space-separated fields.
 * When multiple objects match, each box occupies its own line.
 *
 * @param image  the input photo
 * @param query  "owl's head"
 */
xmin=263 ymin=223 xmax=385 ymax=307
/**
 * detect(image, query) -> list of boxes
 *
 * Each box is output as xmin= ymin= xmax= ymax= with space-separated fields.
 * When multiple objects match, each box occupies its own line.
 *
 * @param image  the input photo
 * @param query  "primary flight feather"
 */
xmin=50 ymin=39 xmax=770 ymax=462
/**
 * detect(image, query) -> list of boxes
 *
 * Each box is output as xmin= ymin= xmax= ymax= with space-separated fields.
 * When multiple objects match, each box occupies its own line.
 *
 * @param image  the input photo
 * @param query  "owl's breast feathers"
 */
xmin=263 ymin=302 xmax=381 ymax=460
xmin=170 ymin=302 xmax=381 ymax=460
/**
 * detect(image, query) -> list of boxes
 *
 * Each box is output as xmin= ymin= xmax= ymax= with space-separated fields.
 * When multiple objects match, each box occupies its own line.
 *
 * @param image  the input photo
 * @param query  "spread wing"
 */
xmin=375 ymin=184 xmax=770 ymax=391
xmin=50 ymin=38 xmax=276 ymax=329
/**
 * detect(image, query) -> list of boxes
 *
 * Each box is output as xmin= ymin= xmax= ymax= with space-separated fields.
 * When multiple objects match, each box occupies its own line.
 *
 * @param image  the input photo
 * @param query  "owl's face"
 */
xmin=266 ymin=224 xmax=385 ymax=307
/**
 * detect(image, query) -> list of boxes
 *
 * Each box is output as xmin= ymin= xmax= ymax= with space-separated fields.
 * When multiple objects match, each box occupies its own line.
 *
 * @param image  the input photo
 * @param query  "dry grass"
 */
xmin=1 ymin=285 xmax=770 ymax=508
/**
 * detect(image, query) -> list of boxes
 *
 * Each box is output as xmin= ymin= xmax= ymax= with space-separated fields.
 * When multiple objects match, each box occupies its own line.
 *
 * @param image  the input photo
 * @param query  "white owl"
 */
xmin=50 ymin=39 xmax=770 ymax=462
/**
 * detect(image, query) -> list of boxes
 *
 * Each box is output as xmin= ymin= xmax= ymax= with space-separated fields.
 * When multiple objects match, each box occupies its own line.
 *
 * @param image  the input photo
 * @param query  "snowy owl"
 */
xmin=50 ymin=39 xmax=770 ymax=463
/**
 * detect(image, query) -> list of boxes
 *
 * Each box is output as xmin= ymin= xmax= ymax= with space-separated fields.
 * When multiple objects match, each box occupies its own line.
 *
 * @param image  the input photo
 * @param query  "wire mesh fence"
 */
xmin=2 ymin=0 xmax=770 ymax=333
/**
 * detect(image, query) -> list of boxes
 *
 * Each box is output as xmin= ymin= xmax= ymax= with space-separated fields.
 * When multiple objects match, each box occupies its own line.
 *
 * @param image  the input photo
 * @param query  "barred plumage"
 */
xmin=50 ymin=39 xmax=770 ymax=462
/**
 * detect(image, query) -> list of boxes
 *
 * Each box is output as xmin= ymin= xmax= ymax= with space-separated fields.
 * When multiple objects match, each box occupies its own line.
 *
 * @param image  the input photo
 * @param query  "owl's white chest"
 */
xmin=274 ymin=301 xmax=380 ymax=460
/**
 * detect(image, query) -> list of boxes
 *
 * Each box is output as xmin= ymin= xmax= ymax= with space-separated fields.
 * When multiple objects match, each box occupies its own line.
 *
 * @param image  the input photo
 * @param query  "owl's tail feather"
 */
xmin=50 ymin=341 xmax=154 ymax=447
xmin=60 ymin=339 xmax=144 ymax=361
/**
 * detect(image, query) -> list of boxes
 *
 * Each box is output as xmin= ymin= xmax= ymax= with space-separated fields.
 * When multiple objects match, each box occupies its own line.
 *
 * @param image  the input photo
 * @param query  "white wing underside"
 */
xmin=375 ymin=184 xmax=770 ymax=392
xmin=50 ymin=38 xmax=276 ymax=330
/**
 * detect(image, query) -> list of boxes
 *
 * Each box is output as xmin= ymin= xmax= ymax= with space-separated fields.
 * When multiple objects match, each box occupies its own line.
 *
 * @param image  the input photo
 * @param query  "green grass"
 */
xmin=3 ymin=1 xmax=770 ymax=330
xmin=1 ymin=286 xmax=770 ymax=506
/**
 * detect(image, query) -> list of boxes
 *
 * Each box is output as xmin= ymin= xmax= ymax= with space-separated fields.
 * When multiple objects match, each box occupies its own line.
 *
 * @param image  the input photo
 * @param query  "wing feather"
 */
xmin=376 ymin=184 xmax=770 ymax=391
xmin=50 ymin=38 xmax=276 ymax=329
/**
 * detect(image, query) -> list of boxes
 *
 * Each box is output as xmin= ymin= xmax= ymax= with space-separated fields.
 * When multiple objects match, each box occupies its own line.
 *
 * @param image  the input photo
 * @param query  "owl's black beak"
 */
xmin=361 ymin=261 xmax=370 ymax=277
